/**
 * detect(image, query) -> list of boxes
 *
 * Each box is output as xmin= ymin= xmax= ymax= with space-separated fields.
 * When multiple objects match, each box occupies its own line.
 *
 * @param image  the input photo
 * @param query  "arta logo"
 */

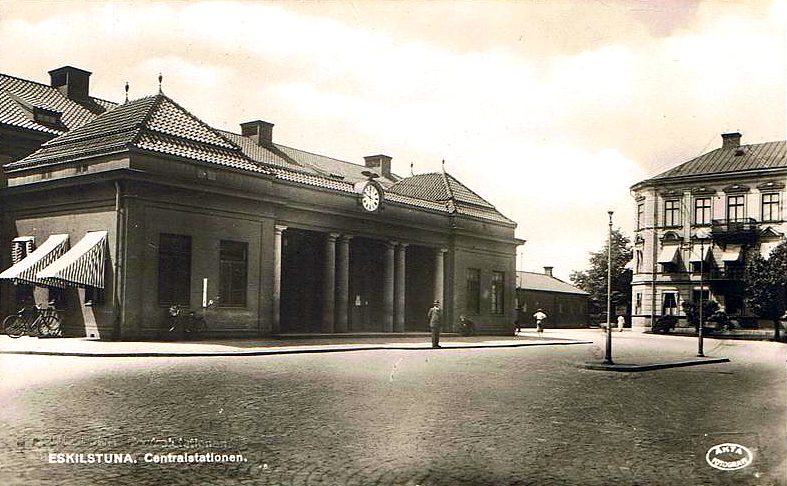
xmin=705 ymin=443 xmax=753 ymax=471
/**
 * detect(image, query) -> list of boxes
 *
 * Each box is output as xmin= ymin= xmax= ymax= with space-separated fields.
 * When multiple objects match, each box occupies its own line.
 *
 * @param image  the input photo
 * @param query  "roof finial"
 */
xmin=124 ymin=81 xmax=129 ymax=103
xmin=158 ymin=72 xmax=163 ymax=94
xmin=441 ymin=159 xmax=446 ymax=173
xmin=410 ymin=161 xmax=414 ymax=176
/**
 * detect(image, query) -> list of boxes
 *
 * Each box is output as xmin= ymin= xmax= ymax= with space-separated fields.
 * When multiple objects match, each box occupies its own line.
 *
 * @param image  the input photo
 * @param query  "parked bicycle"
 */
xmin=3 ymin=302 xmax=61 ymax=338
xmin=165 ymin=304 xmax=209 ymax=340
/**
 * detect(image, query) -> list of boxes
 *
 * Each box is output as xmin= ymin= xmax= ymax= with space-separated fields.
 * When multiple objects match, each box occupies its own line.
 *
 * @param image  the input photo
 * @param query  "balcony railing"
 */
xmin=708 ymin=267 xmax=745 ymax=280
xmin=711 ymin=218 xmax=759 ymax=241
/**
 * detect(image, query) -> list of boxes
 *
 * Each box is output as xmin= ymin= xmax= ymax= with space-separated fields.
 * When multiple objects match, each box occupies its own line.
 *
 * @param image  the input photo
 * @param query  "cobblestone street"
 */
xmin=1 ymin=331 xmax=784 ymax=486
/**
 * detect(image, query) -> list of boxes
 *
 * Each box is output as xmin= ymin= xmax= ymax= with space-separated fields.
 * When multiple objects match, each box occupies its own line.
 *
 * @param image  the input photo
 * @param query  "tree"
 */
xmin=744 ymin=241 xmax=787 ymax=341
xmin=681 ymin=299 xmax=720 ymax=332
xmin=570 ymin=229 xmax=633 ymax=318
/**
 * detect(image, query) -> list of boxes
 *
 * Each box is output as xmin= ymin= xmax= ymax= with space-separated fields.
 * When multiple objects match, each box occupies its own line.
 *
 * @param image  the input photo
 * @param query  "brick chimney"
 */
xmin=721 ymin=132 xmax=742 ymax=149
xmin=544 ymin=266 xmax=553 ymax=277
xmin=240 ymin=120 xmax=274 ymax=146
xmin=364 ymin=154 xmax=392 ymax=179
xmin=48 ymin=66 xmax=91 ymax=103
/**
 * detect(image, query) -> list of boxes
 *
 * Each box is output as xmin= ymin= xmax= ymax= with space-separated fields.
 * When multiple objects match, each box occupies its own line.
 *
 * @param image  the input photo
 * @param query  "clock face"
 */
xmin=361 ymin=183 xmax=380 ymax=212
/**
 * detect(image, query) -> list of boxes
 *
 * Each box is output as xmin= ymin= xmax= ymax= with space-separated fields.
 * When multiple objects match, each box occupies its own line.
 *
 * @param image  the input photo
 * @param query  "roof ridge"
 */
xmin=130 ymin=94 xmax=167 ymax=145
xmin=442 ymin=172 xmax=496 ymax=208
xmin=153 ymin=94 xmax=241 ymax=151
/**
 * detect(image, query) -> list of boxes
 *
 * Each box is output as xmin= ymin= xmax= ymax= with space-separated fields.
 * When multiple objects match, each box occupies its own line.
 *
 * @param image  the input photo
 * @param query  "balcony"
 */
xmin=710 ymin=218 xmax=759 ymax=243
xmin=708 ymin=267 xmax=744 ymax=280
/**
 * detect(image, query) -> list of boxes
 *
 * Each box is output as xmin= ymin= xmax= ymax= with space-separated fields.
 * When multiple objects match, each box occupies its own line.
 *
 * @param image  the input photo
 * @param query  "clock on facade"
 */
xmin=361 ymin=183 xmax=380 ymax=211
xmin=354 ymin=178 xmax=384 ymax=213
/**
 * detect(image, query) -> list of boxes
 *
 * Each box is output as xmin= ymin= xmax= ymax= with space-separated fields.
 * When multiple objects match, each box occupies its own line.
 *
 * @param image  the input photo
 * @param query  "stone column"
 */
xmin=272 ymin=225 xmax=287 ymax=334
xmin=383 ymin=241 xmax=396 ymax=332
xmin=434 ymin=248 xmax=447 ymax=304
xmin=336 ymin=235 xmax=352 ymax=332
xmin=322 ymin=233 xmax=338 ymax=333
xmin=394 ymin=243 xmax=408 ymax=332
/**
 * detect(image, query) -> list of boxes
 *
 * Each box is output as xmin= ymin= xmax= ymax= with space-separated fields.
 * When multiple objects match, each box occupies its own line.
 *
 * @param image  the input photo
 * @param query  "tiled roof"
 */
xmin=516 ymin=271 xmax=588 ymax=295
xmin=6 ymin=94 xmax=265 ymax=174
xmin=221 ymin=130 xmax=400 ymax=186
xmin=647 ymin=140 xmax=786 ymax=182
xmin=388 ymin=172 xmax=514 ymax=224
xmin=0 ymin=72 xmax=116 ymax=136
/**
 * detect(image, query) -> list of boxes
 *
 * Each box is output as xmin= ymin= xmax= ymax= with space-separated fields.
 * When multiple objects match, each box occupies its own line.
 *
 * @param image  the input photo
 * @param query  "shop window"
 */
xmin=84 ymin=286 xmax=105 ymax=306
xmin=664 ymin=200 xmax=680 ymax=227
xmin=48 ymin=288 xmax=66 ymax=309
xmin=490 ymin=271 xmax=504 ymax=315
xmin=762 ymin=193 xmax=780 ymax=222
xmin=158 ymin=234 xmax=191 ymax=306
xmin=694 ymin=197 xmax=711 ymax=225
xmin=662 ymin=292 xmax=678 ymax=316
xmin=219 ymin=240 xmax=247 ymax=307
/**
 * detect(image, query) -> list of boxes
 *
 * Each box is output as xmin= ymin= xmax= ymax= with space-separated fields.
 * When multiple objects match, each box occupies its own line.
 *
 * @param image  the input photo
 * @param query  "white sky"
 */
xmin=2 ymin=0 xmax=785 ymax=282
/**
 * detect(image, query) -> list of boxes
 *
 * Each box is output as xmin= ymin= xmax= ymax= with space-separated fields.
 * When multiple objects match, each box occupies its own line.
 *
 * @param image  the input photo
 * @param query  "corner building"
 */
xmin=629 ymin=133 xmax=786 ymax=332
xmin=0 ymin=69 xmax=522 ymax=339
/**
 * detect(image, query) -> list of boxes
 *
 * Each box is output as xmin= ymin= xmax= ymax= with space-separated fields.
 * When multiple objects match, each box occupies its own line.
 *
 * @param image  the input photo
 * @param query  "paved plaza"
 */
xmin=0 ymin=330 xmax=784 ymax=486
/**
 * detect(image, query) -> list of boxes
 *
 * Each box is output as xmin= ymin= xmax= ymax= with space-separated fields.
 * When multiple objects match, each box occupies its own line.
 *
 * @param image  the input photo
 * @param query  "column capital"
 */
xmin=398 ymin=242 xmax=409 ymax=249
xmin=327 ymin=232 xmax=340 ymax=242
xmin=274 ymin=224 xmax=288 ymax=234
xmin=386 ymin=241 xmax=397 ymax=249
xmin=438 ymin=247 xmax=448 ymax=254
xmin=339 ymin=234 xmax=354 ymax=242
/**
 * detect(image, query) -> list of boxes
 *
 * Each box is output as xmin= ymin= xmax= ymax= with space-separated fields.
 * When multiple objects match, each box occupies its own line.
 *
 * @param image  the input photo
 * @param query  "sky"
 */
xmin=1 ymin=0 xmax=784 ymax=282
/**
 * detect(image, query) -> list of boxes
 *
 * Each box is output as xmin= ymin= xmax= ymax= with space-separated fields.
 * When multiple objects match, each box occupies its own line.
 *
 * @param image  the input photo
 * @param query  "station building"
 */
xmin=630 ymin=133 xmax=786 ymax=332
xmin=0 ymin=66 xmax=523 ymax=339
xmin=515 ymin=267 xmax=589 ymax=328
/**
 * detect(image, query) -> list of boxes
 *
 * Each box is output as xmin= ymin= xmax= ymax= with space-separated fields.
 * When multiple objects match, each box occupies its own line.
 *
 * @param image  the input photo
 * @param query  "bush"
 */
xmin=652 ymin=315 xmax=678 ymax=333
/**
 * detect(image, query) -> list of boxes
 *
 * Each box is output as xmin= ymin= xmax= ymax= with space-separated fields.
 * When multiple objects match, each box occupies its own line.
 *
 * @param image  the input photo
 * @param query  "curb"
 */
xmin=0 ymin=340 xmax=593 ymax=358
xmin=582 ymin=357 xmax=730 ymax=372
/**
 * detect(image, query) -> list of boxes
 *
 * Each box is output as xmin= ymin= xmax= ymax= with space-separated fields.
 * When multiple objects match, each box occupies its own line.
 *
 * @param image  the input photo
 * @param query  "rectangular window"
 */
xmin=662 ymin=292 xmax=678 ymax=316
xmin=490 ymin=271 xmax=504 ymax=314
xmin=635 ymin=293 xmax=642 ymax=315
xmin=635 ymin=250 xmax=643 ymax=273
xmin=158 ymin=234 xmax=191 ymax=306
xmin=219 ymin=240 xmax=248 ymax=307
xmin=727 ymin=195 xmax=745 ymax=222
xmin=637 ymin=203 xmax=644 ymax=230
xmin=664 ymin=200 xmax=680 ymax=227
xmin=694 ymin=198 xmax=711 ymax=225
xmin=466 ymin=268 xmax=481 ymax=314
xmin=762 ymin=193 xmax=780 ymax=222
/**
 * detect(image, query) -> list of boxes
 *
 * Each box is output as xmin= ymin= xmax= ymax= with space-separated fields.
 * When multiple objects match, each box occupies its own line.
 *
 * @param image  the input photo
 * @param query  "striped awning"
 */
xmin=37 ymin=231 xmax=107 ymax=288
xmin=0 ymin=234 xmax=69 ymax=287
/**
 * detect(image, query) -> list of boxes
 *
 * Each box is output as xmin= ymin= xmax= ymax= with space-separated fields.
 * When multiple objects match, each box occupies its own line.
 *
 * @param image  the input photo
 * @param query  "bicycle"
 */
xmin=166 ymin=304 xmax=209 ymax=340
xmin=3 ymin=302 xmax=61 ymax=338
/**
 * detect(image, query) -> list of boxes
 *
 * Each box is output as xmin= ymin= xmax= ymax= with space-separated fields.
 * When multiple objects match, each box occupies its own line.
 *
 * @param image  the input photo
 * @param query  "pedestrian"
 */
xmin=617 ymin=315 xmax=625 ymax=332
xmin=427 ymin=300 xmax=442 ymax=348
xmin=533 ymin=308 xmax=547 ymax=333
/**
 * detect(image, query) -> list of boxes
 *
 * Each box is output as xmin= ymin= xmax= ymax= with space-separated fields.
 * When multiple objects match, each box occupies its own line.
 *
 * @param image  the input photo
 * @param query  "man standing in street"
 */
xmin=617 ymin=315 xmax=625 ymax=332
xmin=427 ymin=300 xmax=442 ymax=348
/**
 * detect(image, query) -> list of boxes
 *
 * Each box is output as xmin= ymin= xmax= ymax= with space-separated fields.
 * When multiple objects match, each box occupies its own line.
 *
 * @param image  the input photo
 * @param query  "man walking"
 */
xmin=617 ymin=315 xmax=625 ymax=332
xmin=427 ymin=300 xmax=442 ymax=348
xmin=533 ymin=308 xmax=547 ymax=333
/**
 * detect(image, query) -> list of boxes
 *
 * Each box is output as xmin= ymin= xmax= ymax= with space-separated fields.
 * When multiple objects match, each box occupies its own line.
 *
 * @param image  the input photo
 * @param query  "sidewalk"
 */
xmin=0 ymin=332 xmax=592 ymax=357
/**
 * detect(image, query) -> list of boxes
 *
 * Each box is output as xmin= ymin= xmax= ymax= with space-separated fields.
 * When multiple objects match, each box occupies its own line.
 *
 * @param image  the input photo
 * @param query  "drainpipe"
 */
xmin=651 ymin=189 xmax=658 ymax=330
xmin=113 ymin=181 xmax=123 ymax=339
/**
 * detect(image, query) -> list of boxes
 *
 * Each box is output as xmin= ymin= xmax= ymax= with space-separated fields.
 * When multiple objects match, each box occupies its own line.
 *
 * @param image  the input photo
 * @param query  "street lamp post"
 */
xmin=604 ymin=211 xmax=614 ymax=365
xmin=697 ymin=238 xmax=705 ymax=357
